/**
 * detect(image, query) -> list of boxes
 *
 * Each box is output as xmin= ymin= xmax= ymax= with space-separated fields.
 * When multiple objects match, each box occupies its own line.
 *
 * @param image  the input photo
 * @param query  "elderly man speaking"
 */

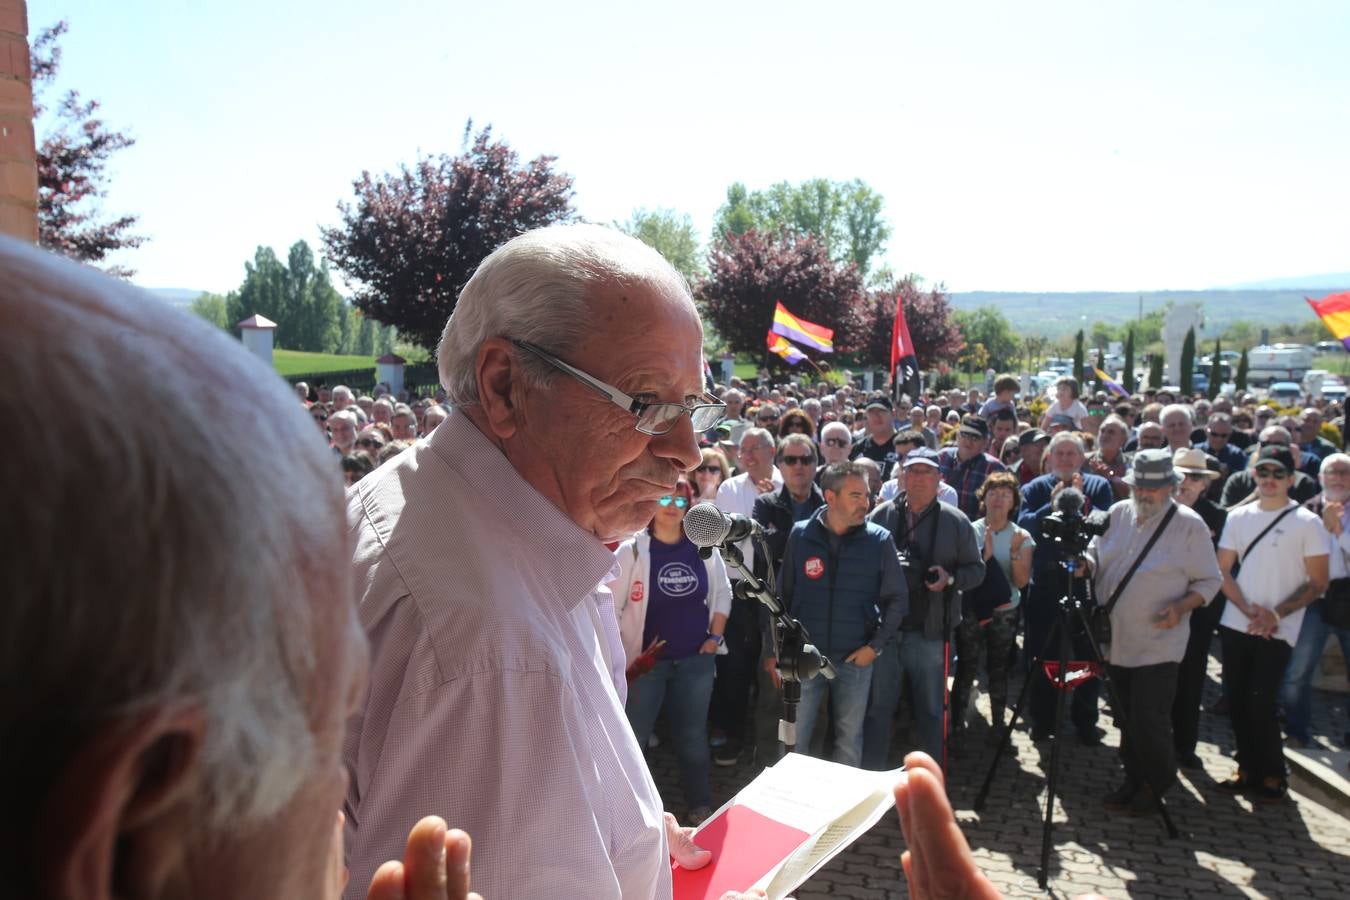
xmin=342 ymin=225 xmax=726 ymax=899
xmin=1088 ymin=450 xmax=1222 ymax=815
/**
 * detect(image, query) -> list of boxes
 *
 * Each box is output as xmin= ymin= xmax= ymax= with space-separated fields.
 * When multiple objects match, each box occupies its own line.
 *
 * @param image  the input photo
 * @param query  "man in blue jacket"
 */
xmin=767 ymin=461 xmax=908 ymax=766
xmin=1019 ymin=432 xmax=1116 ymax=743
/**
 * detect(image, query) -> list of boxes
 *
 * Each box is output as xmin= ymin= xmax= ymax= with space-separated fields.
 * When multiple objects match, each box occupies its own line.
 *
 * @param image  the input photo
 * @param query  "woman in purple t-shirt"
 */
xmin=613 ymin=477 xmax=732 ymax=824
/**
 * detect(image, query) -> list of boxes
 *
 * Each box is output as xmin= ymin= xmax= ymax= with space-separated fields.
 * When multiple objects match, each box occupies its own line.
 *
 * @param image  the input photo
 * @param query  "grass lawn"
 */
xmin=272 ymin=349 xmax=378 ymax=377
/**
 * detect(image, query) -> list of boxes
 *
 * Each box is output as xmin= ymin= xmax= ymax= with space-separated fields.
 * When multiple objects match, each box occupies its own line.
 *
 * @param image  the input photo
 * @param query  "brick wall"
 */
xmin=0 ymin=0 xmax=35 ymax=242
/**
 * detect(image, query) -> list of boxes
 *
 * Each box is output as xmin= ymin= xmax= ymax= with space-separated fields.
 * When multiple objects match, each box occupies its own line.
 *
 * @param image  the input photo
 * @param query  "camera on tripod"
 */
xmin=1040 ymin=504 xmax=1110 ymax=559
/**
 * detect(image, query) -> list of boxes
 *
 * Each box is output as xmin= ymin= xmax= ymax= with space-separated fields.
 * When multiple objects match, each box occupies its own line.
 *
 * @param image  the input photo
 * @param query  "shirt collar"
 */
xmin=427 ymin=410 xmax=618 ymax=610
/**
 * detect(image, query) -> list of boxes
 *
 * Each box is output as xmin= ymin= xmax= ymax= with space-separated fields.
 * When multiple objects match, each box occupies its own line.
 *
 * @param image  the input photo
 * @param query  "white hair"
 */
xmin=1322 ymin=453 xmax=1350 ymax=483
xmin=437 ymin=224 xmax=694 ymax=407
xmin=0 ymin=238 xmax=349 ymax=836
xmin=821 ymin=421 xmax=852 ymax=442
xmin=1160 ymin=403 xmax=1194 ymax=425
xmin=332 ymin=384 xmax=354 ymax=403
xmin=1047 ymin=431 xmax=1085 ymax=455
xmin=330 ymin=408 xmax=359 ymax=428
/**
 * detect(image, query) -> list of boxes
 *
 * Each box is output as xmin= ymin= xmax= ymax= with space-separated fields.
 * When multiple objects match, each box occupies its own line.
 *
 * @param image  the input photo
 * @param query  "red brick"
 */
xmin=0 ymin=157 xmax=34 ymax=202
xmin=0 ymin=200 xmax=37 ymax=242
xmin=0 ymin=76 xmax=31 ymax=110
xmin=0 ymin=114 xmax=33 ymax=157
xmin=0 ymin=0 xmax=29 ymax=39
xmin=0 ymin=33 xmax=29 ymax=79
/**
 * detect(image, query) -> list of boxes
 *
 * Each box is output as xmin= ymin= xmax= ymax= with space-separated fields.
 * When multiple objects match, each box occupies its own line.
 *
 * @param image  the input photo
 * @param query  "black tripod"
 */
xmin=707 ymin=536 xmax=834 ymax=756
xmin=974 ymin=557 xmax=1177 ymax=889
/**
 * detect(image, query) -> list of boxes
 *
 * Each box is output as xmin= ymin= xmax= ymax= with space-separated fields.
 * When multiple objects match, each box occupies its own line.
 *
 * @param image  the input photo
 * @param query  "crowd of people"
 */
xmin=11 ymin=221 xmax=1347 ymax=899
xmin=314 ymin=349 xmax=1350 ymax=822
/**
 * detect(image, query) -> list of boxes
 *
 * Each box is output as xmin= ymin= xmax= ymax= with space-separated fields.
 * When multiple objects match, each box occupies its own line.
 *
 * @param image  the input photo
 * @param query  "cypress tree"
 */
xmin=1208 ymin=339 xmax=1223 ymax=400
xmin=1179 ymin=327 xmax=1196 ymax=396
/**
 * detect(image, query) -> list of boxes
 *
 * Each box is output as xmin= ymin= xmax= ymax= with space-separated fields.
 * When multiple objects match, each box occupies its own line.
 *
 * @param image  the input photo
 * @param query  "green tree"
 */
xmin=1235 ymin=348 xmax=1249 ymax=392
xmin=1072 ymin=330 xmax=1085 ymax=384
xmin=1179 ymin=327 xmax=1196 ymax=396
xmin=189 ymin=292 xmax=229 ymax=330
xmin=1148 ymin=353 xmax=1164 ymax=389
xmin=1123 ymin=329 xmax=1135 ymax=395
xmin=953 ymin=306 xmax=1019 ymax=371
xmin=616 ymin=208 xmax=704 ymax=285
xmin=1089 ymin=321 xmax=1115 ymax=350
xmin=1095 ymin=348 xmax=1106 ymax=391
xmin=225 ymin=240 xmax=345 ymax=352
xmin=1224 ymin=320 xmax=1256 ymax=347
xmin=712 ymin=178 xmax=891 ymax=278
xmin=1207 ymin=339 xmax=1223 ymax=400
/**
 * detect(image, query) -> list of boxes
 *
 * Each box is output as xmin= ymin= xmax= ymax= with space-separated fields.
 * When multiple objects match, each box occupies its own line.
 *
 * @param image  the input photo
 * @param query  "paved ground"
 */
xmin=646 ymin=653 xmax=1350 ymax=898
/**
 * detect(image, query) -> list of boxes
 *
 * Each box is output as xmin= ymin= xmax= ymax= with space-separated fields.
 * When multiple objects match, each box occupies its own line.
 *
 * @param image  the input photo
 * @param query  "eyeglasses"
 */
xmin=357 ymin=438 xmax=384 ymax=449
xmin=1254 ymin=467 xmax=1288 ymax=479
xmin=824 ymin=437 xmax=851 ymax=448
xmin=780 ymin=454 xmax=815 ymax=466
xmin=312 ymin=414 xmax=328 ymax=423
xmin=694 ymin=464 xmax=722 ymax=475
xmin=1183 ymin=472 xmax=1209 ymax=482
xmin=511 ymin=340 xmax=725 ymax=436
xmin=658 ymin=495 xmax=689 ymax=508
xmin=1207 ymin=429 xmax=1231 ymax=438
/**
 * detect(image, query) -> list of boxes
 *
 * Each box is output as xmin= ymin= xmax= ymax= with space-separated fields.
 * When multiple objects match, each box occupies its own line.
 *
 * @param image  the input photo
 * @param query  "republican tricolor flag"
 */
xmin=766 ymin=331 xmax=807 ymax=365
xmin=1307 ymin=291 xmax=1350 ymax=351
xmin=771 ymin=302 xmax=834 ymax=353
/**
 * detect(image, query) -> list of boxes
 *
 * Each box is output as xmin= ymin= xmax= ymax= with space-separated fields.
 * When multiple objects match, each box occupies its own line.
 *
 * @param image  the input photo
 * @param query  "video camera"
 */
xmin=1041 ymin=487 xmax=1110 ymax=559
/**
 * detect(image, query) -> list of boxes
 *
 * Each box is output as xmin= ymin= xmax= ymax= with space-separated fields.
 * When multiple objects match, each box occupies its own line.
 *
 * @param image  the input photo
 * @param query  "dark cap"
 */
xmin=902 ymin=447 xmax=941 ymax=469
xmin=1255 ymin=445 xmax=1296 ymax=474
xmin=958 ymin=415 xmax=990 ymax=440
xmin=1018 ymin=428 xmax=1049 ymax=448
xmin=864 ymin=394 xmax=893 ymax=412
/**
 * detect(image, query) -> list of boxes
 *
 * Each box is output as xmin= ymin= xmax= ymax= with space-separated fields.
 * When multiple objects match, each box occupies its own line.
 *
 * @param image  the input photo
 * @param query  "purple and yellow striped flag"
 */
xmin=766 ymin=330 xmax=807 ymax=365
xmin=1307 ymin=291 xmax=1350 ymax=351
xmin=771 ymin=302 xmax=834 ymax=353
xmin=1094 ymin=367 xmax=1130 ymax=398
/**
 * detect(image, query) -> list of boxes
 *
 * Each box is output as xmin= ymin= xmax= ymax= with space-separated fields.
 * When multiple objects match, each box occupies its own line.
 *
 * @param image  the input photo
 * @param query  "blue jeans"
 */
xmin=862 ymin=631 xmax=947 ymax=768
xmin=1279 ymin=601 xmax=1350 ymax=742
xmin=795 ymin=659 xmax=873 ymax=767
xmin=625 ymin=653 xmax=716 ymax=808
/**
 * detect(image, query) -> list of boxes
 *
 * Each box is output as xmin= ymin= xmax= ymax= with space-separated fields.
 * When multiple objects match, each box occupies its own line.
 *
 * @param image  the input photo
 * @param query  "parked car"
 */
xmin=1268 ymin=381 xmax=1303 ymax=405
xmin=1316 ymin=340 xmax=1346 ymax=354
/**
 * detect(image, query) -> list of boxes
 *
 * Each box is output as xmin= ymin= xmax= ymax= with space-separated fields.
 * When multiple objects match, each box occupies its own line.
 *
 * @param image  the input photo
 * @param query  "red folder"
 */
xmin=671 ymin=804 xmax=811 ymax=900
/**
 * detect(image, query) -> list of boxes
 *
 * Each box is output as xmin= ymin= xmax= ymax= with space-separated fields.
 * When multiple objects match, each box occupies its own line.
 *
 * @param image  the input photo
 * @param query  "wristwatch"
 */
xmin=706 ymin=632 xmax=725 ymax=646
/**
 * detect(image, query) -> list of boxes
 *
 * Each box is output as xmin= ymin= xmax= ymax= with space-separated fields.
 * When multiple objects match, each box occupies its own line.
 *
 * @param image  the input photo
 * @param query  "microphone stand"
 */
xmin=700 ymin=535 xmax=835 ymax=758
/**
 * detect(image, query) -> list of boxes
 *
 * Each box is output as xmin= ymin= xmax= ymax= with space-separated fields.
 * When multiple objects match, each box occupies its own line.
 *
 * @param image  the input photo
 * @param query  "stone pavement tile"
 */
xmin=645 ymin=649 xmax=1350 ymax=897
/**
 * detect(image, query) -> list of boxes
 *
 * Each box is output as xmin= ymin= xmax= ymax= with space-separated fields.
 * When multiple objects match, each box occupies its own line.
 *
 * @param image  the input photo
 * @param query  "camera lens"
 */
xmin=924 ymin=568 xmax=941 ymax=585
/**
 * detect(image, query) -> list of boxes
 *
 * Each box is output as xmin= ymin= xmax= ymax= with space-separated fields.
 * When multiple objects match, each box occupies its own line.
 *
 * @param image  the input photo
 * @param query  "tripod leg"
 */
xmin=973 ymin=616 xmax=1061 ymax=811
xmin=1038 ymin=617 xmax=1072 ymax=889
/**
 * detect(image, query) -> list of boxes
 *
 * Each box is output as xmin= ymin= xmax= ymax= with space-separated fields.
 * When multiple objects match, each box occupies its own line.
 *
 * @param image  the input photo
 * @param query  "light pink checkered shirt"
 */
xmin=342 ymin=411 xmax=669 ymax=899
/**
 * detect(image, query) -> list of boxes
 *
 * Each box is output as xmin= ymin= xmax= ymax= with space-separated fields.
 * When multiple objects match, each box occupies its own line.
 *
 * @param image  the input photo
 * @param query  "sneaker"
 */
xmin=1102 ymin=780 xmax=1138 ymax=811
xmin=713 ymin=741 xmax=741 ymax=767
xmin=1252 ymin=778 xmax=1289 ymax=804
xmin=708 ymin=729 xmax=728 ymax=749
xmin=688 ymin=806 xmax=714 ymax=826
xmin=1217 ymin=771 xmax=1251 ymax=794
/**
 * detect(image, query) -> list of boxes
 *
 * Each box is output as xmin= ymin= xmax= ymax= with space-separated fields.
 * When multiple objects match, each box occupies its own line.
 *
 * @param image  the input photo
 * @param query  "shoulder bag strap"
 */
xmin=1100 ymin=503 xmax=1179 ymax=617
xmin=1239 ymin=506 xmax=1297 ymax=565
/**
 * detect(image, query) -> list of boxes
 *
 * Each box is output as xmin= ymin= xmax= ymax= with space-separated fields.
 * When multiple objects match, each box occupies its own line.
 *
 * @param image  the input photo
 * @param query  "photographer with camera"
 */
xmin=1086 ymin=450 xmax=1222 ymax=815
xmin=1018 ymin=432 xmax=1116 ymax=743
xmin=863 ymin=448 xmax=985 ymax=768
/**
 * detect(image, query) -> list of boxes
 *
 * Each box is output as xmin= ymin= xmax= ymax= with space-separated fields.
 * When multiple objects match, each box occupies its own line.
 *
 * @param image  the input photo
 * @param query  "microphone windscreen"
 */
xmin=1053 ymin=486 xmax=1086 ymax=517
xmin=684 ymin=502 xmax=730 ymax=548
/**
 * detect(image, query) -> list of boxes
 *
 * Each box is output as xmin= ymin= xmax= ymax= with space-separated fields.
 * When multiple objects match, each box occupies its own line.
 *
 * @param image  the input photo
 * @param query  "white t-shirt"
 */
xmin=1044 ymin=399 xmax=1090 ymax=429
xmin=1217 ymin=501 xmax=1329 ymax=646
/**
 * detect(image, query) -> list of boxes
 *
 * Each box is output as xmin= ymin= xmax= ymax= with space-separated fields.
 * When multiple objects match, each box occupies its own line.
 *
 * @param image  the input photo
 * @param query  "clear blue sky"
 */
xmin=31 ymin=0 xmax=1350 ymax=294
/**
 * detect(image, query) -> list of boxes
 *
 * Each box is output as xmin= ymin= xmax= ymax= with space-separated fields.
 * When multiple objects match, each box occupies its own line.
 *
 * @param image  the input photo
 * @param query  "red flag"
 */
xmin=890 ymin=296 xmax=921 ymax=401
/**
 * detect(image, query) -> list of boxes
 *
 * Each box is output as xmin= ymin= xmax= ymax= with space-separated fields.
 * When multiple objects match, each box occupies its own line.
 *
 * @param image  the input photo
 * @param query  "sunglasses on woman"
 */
xmin=658 ymin=495 xmax=690 ymax=508
xmin=694 ymin=464 xmax=722 ymax=475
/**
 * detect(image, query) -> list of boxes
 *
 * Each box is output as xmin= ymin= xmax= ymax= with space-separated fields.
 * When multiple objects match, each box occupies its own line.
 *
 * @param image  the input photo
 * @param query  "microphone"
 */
xmin=684 ymin=501 xmax=760 ymax=548
xmin=1053 ymin=486 xmax=1085 ymax=517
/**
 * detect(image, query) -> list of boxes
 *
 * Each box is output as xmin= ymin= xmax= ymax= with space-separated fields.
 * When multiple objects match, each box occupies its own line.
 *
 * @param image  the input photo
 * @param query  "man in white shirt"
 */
xmin=343 ymin=225 xmax=724 ymax=898
xmin=1214 ymin=445 xmax=1329 ymax=803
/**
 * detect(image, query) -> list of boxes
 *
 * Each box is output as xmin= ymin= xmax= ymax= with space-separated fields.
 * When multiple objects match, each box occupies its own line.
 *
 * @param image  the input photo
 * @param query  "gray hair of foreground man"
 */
xmin=0 ymin=239 xmax=349 ymax=870
xmin=437 ymin=223 xmax=693 ymax=407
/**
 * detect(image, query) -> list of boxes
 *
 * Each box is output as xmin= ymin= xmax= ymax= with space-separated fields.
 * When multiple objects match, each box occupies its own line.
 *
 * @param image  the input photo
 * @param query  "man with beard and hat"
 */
xmin=1087 ymin=450 xmax=1222 ymax=815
